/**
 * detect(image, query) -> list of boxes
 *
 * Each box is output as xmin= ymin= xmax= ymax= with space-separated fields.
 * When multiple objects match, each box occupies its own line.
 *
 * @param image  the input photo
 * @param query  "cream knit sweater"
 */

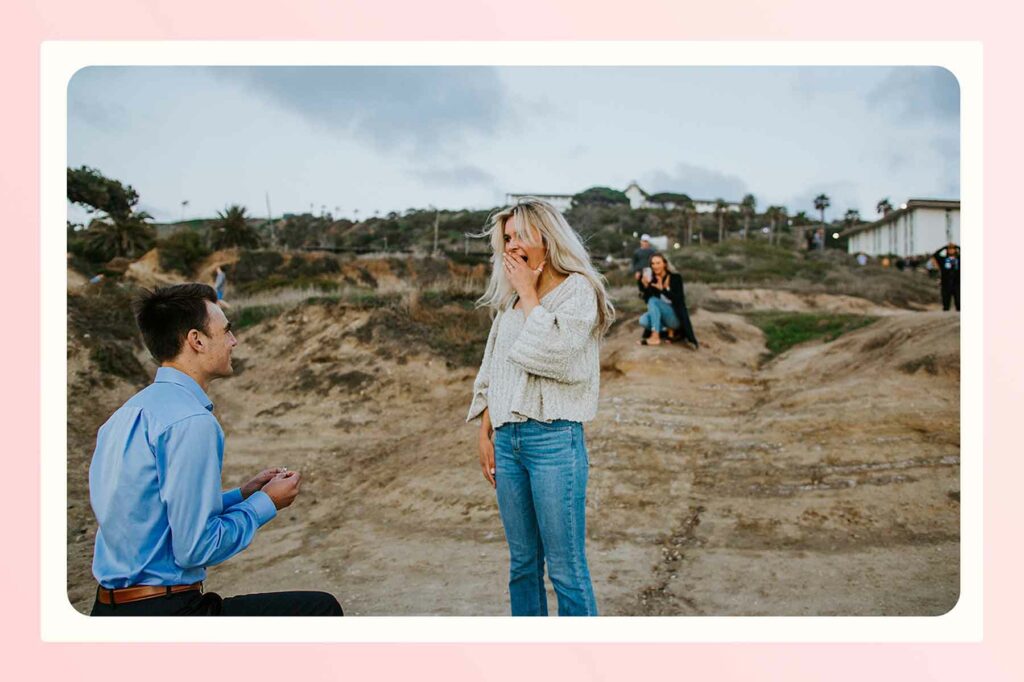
xmin=466 ymin=273 xmax=601 ymax=429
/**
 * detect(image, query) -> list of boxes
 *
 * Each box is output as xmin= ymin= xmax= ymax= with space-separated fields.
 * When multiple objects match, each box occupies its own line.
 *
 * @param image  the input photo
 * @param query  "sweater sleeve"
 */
xmin=466 ymin=313 xmax=500 ymax=422
xmin=506 ymin=277 xmax=598 ymax=384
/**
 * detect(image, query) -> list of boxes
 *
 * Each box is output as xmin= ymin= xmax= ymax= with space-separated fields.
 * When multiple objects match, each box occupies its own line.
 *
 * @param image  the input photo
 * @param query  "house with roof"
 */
xmin=841 ymin=199 xmax=960 ymax=257
xmin=506 ymin=182 xmax=741 ymax=213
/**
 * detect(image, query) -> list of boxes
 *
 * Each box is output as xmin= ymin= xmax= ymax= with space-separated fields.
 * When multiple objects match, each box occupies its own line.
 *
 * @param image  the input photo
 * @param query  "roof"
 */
xmin=506 ymin=192 xmax=574 ymax=199
xmin=839 ymin=199 xmax=960 ymax=238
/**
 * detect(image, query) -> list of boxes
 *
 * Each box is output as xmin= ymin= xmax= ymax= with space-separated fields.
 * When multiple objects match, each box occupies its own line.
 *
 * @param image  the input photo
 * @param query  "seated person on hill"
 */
xmin=636 ymin=253 xmax=699 ymax=349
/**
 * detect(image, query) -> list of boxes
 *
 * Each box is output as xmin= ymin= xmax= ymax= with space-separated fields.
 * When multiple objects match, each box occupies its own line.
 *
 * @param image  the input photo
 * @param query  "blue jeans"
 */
xmin=638 ymin=297 xmax=680 ymax=332
xmin=493 ymin=419 xmax=598 ymax=616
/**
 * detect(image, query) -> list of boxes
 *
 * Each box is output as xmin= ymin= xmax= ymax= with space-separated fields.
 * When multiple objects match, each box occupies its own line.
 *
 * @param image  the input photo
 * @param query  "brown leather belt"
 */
xmin=97 ymin=582 xmax=203 ymax=605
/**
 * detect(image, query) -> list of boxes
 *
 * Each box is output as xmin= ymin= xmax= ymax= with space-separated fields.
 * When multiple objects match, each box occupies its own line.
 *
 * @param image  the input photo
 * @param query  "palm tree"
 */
xmin=682 ymin=200 xmax=697 ymax=248
xmin=210 ymin=205 xmax=261 ymax=250
xmin=813 ymin=194 xmax=831 ymax=251
xmin=765 ymin=205 xmax=787 ymax=245
xmin=876 ymin=198 xmax=893 ymax=216
xmin=84 ymin=212 xmax=156 ymax=261
xmin=740 ymin=194 xmax=757 ymax=240
xmin=714 ymin=199 xmax=728 ymax=243
xmin=790 ymin=210 xmax=811 ymax=250
xmin=844 ymin=209 xmax=861 ymax=233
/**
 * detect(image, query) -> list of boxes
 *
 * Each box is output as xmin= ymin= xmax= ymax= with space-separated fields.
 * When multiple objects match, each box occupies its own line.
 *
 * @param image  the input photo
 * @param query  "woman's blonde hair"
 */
xmin=474 ymin=197 xmax=615 ymax=336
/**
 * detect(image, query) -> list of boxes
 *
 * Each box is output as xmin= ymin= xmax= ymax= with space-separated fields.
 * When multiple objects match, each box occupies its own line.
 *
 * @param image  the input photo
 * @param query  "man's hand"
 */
xmin=262 ymin=470 xmax=302 ymax=510
xmin=241 ymin=467 xmax=285 ymax=499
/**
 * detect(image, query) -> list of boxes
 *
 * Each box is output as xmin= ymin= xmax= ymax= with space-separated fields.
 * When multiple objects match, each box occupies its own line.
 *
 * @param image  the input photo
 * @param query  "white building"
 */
xmin=503 ymin=193 xmax=574 ymax=213
xmin=843 ymin=199 xmax=960 ymax=257
xmin=506 ymin=182 xmax=740 ymax=214
xmin=624 ymin=181 xmax=741 ymax=213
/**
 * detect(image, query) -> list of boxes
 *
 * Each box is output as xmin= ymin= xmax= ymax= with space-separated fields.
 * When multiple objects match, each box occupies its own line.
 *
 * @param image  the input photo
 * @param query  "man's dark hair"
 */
xmin=133 ymin=283 xmax=218 ymax=363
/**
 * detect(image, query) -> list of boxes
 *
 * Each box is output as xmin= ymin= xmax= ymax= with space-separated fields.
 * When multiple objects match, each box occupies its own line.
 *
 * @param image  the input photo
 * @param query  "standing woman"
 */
xmin=467 ymin=198 xmax=615 ymax=616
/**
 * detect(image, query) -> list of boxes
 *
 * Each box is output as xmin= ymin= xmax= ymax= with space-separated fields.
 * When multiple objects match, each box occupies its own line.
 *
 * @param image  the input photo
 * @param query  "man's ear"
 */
xmin=184 ymin=328 xmax=205 ymax=354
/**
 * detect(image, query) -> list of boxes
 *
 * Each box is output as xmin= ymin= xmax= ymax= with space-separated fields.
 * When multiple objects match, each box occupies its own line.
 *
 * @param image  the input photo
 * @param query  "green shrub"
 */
xmin=283 ymin=255 xmax=341 ymax=278
xmin=68 ymin=281 xmax=151 ymax=385
xmin=745 ymin=312 xmax=878 ymax=357
xmin=158 ymin=230 xmax=211 ymax=275
xmin=230 ymin=250 xmax=285 ymax=283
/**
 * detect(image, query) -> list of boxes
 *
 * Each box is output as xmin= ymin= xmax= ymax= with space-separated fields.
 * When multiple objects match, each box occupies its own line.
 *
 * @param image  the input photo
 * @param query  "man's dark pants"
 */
xmin=942 ymin=279 xmax=960 ymax=311
xmin=91 ymin=589 xmax=343 ymax=616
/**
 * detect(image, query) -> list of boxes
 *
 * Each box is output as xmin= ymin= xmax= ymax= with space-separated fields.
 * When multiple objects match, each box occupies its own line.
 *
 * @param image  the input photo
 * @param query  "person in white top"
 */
xmin=467 ymin=198 xmax=614 ymax=616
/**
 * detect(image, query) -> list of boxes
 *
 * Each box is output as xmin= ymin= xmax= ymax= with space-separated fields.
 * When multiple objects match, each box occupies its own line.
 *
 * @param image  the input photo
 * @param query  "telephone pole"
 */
xmin=432 ymin=206 xmax=440 ymax=257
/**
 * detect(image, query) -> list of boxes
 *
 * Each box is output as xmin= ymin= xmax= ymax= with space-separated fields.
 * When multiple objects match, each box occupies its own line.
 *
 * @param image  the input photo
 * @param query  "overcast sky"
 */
xmin=67 ymin=65 xmax=959 ymax=224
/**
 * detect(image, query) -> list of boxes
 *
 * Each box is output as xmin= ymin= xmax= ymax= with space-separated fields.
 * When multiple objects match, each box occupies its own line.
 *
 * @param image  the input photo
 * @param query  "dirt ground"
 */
xmin=66 ymin=287 xmax=959 ymax=616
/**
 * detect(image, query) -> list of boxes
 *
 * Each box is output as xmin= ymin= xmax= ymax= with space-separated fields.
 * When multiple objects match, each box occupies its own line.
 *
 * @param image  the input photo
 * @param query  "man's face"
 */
xmin=641 ymin=239 xmax=650 ymax=249
xmin=200 ymin=301 xmax=238 ymax=378
xmin=948 ymin=244 xmax=959 ymax=257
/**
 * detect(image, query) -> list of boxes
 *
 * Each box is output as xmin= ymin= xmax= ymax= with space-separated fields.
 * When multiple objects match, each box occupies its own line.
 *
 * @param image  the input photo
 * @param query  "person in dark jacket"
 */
xmin=636 ymin=253 xmax=698 ymax=348
xmin=631 ymin=234 xmax=656 ymax=280
xmin=932 ymin=242 xmax=960 ymax=311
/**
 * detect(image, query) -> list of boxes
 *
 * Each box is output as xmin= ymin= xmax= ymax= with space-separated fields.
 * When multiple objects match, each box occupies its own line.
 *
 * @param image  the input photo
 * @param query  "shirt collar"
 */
xmin=154 ymin=366 xmax=214 ymax=411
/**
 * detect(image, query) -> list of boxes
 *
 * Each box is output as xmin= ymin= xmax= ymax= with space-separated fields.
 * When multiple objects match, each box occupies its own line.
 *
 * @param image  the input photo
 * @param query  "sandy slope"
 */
xmin=65 ymin=293 xmax=959 ymax=616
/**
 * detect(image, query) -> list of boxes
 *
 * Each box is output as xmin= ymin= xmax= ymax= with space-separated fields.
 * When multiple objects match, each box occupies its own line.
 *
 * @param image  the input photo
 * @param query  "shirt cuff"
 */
xmin=243 ymin=490 xmax=278 ymax=526
xmin=221 ymin=487 xmax=244 ymax=509
xmin=466 ymin=392 xmax=488 ymax=422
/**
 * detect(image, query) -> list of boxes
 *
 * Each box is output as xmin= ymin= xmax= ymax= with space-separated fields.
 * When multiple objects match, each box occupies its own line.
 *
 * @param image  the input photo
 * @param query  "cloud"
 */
xmin=214 ymin=66 xmax=509 ymax=153
xmin=868 ymin=67 xmax=960 ymax=121
xmin=68 ymin=67 xmax=130 ymax=130
xmin=642 ymin=162 xmax=749 ymax=201
xmin=408 ymin=164 xmax=496 ymax=187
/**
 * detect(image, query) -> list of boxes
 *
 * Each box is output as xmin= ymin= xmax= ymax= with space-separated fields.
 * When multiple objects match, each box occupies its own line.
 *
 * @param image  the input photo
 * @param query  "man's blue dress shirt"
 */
xmin=90 ymin=367 xmax=277 ymax=588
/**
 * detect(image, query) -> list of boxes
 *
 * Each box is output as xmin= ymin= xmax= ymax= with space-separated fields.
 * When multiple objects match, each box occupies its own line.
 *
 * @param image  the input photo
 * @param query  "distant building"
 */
xmin=842 ymin=199 xmax=960 ymax=257
xmin=624 ymin=181 xmax=741 ymax=213
xmin=506 ymin=182 xmax=741 ymax=214
xmin=503 ymin=193 xmax=574 ymax=213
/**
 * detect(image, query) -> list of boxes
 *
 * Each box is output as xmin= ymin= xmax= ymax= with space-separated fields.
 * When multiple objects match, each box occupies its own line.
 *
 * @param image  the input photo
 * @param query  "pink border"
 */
xmin=9 ymin=0 xmax=1021 ymax=678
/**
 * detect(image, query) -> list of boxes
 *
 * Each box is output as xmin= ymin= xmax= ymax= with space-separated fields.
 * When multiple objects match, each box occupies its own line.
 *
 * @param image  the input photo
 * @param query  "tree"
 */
xmin=714 ymin=199 xmax=729 ymax=243
xmin=158 ymin=229 xmax=211 ymax=275
xmin=83 ymin=212 xmax=156 ymax=262
xmin=740 ymin=194 xmax=757 ymax=240
xmin=571 ymin=186 xmax=630 ymax=208
xmin=813 ymin=193 xmax=831 ymax=251
xmin=682 ymin=200 xmax=697 ymax=247
xmin=789 ymin=210 xmax=811 ymax=250
xmin=876 ymin=198 xmax=894 ymax=216
xmin=843 ymin=209 xmax=862 ymax=234
xmin=765 ymin=205 xmax=788 ymax=245
xmin=210 ymin=205 xmax=262 ymax=250
xmin=67 ymin=166 xmax=140 ymax=221
xmin=647 ymin=192 xmax=691 ymax=208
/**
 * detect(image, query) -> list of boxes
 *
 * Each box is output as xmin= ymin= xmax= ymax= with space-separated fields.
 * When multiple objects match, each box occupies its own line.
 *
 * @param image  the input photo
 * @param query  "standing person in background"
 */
xmin=932 ymin=243 xmax=961 ymax=311
xmin=89 ymin=283 xmax=342 ymax=616
xmin=636 ymin=253 xmax=699 ymax=349
xmin=467 ymin=198 xmax=614 ymax=617
xmin=631 ymin=234 xmax=655 ymax=281
xmin=213 ymin=265 xmax=228 ymax=308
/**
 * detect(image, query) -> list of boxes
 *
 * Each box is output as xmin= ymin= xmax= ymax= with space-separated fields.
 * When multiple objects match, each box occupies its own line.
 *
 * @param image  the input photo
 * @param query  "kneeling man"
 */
xmin=89 ymin=283 xmax=342 ymax=616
